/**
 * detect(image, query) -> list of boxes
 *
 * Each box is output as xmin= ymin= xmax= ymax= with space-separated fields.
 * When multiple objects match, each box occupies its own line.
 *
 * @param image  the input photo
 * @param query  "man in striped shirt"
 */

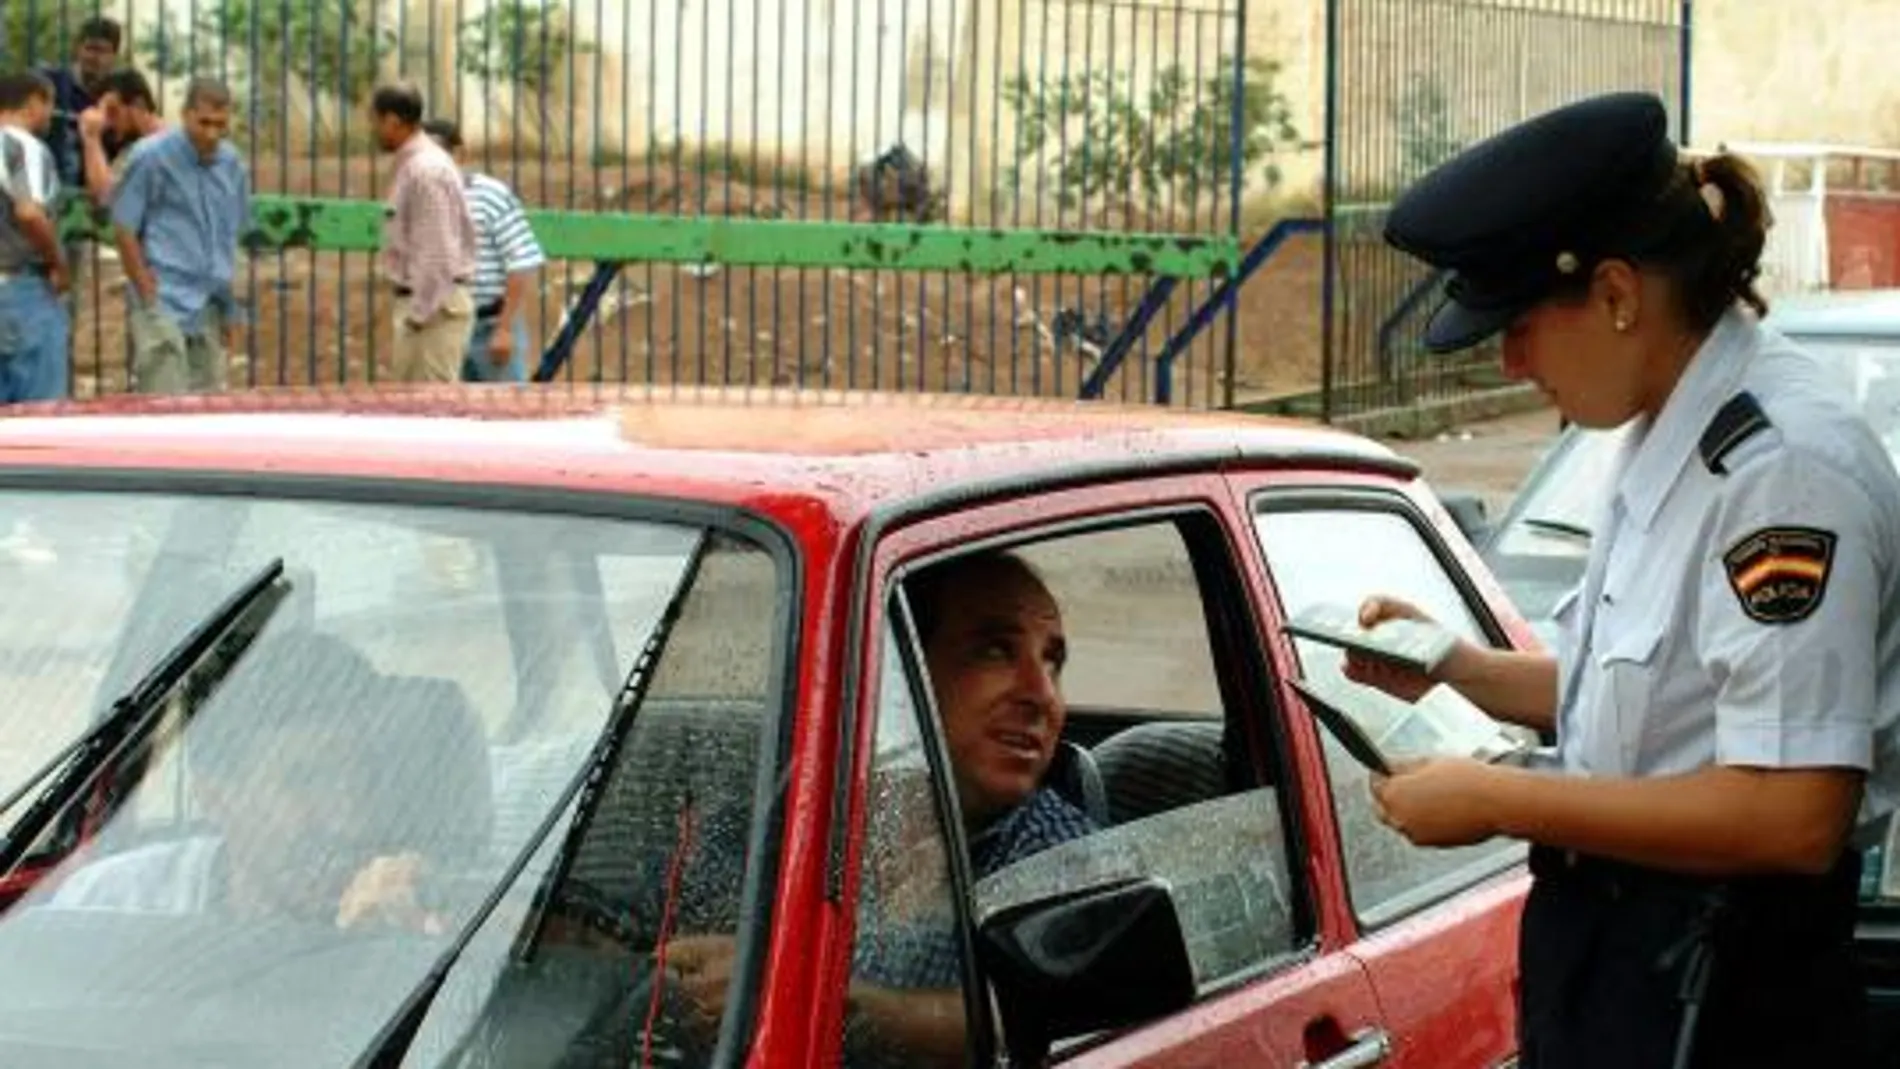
xmin=0 ymin=71 xmax=71 ymax=404
xmin=370 ymin=84 xmax=477 ymax=383
xmin=422 ymin=119 xmax=544 ymax=383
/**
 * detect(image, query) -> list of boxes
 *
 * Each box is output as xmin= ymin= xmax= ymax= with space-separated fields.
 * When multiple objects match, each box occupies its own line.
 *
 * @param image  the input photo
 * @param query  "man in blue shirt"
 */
xmin=111 ymin=77 xmax=250 ymax=395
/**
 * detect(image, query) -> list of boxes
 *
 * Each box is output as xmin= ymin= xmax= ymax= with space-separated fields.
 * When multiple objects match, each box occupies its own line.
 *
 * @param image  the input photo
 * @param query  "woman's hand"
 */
xmin=1370 ymin=758 xmax=1504 ymax=848
xmin=1341 ymin=595 xmax=1482 ymax=702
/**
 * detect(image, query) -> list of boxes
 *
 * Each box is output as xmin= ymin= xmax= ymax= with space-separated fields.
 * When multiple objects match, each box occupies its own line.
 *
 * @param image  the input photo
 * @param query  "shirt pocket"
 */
xmin=1592 ymin=613 xmax=1667 ymax=774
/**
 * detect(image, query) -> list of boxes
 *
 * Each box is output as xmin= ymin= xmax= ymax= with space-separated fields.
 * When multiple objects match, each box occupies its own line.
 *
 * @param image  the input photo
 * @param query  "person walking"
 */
xmin=421 ymin=118 xmax=543 ymax=384
xmin=111 ymin=77 xmax=250 ymax=395
xmin=370 ymin=85 xmax=476 ymax=383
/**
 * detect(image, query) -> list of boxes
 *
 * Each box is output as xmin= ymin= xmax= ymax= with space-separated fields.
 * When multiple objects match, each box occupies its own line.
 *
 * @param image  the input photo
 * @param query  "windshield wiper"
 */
xmin=352 ymin=531 xmax=714 ymax=1069
xmin=1522 ymin=517 xmax=1593 ymax=543
xmin=0 ymin=558 xmax=289 ymax=877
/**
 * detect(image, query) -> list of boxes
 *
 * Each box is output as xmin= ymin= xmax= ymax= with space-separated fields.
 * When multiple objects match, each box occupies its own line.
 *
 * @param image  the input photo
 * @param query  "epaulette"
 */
xmin=1697 ymin=391 xmax=1772 ymax=476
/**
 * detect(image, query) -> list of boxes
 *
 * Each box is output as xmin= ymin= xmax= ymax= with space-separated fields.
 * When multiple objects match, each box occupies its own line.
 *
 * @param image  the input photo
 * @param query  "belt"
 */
xmin=474 ymin=299 xmax=504 ymax=320
xmin=392 ymin=279 xmax=469 ymax=298
xmin=1529 ymin=845 xmax=1861 ymax=930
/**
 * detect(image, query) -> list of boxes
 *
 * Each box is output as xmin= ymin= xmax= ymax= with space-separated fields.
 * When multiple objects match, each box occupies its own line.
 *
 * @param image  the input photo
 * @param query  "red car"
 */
xmin=0 ymin=389 xmax=1534 ymax=1068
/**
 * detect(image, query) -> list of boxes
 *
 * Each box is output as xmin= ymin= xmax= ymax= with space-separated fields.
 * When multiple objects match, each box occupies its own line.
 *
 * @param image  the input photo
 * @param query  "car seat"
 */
xmin=1090 ymin=720 xmax=1229 ymax=826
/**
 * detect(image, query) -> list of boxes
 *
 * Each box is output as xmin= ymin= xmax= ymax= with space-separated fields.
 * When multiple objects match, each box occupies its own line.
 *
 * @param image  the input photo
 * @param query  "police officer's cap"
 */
xmin=1385 ymin=91 xmax=1678 ymax=354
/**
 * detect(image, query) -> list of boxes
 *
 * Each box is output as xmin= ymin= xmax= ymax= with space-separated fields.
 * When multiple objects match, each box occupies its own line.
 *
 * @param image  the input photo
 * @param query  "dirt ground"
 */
xmin=63 ymin=156 xmax=1324 ymax=402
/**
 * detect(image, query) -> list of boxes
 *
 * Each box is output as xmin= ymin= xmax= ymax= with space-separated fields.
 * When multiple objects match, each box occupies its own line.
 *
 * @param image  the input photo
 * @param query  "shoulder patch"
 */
xmin=1698 ymin=391 xmax=1773 ymax=475
xmin=1722 ymin=526 xmax=1836 ymax=625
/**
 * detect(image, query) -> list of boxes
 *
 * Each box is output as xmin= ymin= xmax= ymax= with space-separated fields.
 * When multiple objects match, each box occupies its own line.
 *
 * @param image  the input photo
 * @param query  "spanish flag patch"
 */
xmin=1722 ymin=526 xmax=1837 ymax=624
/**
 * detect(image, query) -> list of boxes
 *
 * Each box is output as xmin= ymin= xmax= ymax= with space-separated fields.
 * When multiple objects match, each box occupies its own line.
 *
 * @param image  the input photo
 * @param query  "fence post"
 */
xmin=1679 ymin=1 xmax=1695 ymax=146
xmin=1320 ymin=0 xmax=1342 ymax=425
xmin=1222 ymin=0 xmax=1250 ymax=410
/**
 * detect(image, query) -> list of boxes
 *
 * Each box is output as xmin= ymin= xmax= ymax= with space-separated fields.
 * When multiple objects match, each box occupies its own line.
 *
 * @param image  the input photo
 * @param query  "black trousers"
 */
xmin=1518 ymin=847 xmax=1868 ymax=1069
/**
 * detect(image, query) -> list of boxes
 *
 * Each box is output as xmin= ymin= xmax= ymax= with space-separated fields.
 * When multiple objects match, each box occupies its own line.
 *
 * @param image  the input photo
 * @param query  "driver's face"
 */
xmin=924 ymin=566 xmax=1068 ymax=824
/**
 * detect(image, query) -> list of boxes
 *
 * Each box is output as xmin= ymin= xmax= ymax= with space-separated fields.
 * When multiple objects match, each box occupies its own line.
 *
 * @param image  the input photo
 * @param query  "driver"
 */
xmin=662 ymin=549 xmax=1099 ymax=1062
xmin=44 ymin=632 xmax=493 ymax=933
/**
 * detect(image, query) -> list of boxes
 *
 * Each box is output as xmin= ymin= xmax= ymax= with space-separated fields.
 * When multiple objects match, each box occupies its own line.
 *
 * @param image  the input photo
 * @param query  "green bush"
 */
xmin=1002 ymin=56 xmax=1303 ymax=221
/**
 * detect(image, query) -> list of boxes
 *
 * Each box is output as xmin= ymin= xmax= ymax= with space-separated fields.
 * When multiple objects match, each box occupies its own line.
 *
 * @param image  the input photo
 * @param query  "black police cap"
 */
xmin=1384 ymin=91 xmax=1679 ymax=354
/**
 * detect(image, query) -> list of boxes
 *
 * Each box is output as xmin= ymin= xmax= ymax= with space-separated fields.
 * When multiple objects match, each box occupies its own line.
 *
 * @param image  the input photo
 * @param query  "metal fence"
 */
xmin=5 ymin=0 xmax=1263 ymax=406
xmin=1318 ymin=0 xmax=1690 ymax=424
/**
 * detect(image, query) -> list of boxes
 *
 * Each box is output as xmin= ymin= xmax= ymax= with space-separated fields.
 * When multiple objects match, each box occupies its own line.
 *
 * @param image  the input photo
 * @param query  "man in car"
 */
xmin=42 ymin=633 xmax=491 ymax=933
xmin=659 ymin=550 xmax=1099 ymax=1060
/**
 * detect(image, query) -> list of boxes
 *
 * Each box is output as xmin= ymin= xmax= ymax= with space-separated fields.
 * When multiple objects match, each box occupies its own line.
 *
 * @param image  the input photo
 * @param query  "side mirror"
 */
xmin=1440 ymin=491 xmax=1491 ymax=546
xmin=976 ymin=876 xmax=1195 ymax=1065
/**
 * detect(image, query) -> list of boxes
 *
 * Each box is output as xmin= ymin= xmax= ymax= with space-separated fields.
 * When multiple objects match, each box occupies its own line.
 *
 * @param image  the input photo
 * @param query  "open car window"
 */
xmin=0 ymin=486 xmax=789 ymax=1069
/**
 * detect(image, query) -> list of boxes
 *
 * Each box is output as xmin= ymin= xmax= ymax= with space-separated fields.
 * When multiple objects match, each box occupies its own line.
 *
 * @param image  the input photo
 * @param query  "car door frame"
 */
xmin=828 ymin=468 xmax=1395 ymax=1068
xmin=1227 ymin=465 xmax=1535 ymax=1068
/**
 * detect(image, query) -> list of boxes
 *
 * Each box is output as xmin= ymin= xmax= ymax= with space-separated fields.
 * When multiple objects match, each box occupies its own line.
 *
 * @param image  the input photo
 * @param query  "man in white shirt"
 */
xmin=0 ymin=70 xmax=70 ymax=403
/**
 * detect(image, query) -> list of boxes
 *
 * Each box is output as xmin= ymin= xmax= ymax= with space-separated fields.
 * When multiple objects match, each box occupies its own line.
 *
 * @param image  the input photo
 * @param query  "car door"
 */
xmin=840 ymin=472 xmax=1394 ymax=1069
xmin=1233 ymin=469 xmax=1530 ymax=1068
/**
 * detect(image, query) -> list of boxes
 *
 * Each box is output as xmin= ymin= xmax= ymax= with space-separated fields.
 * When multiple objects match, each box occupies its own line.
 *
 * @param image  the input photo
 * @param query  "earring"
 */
xmin=1614 ymin=317 xmax=1630 ymax=333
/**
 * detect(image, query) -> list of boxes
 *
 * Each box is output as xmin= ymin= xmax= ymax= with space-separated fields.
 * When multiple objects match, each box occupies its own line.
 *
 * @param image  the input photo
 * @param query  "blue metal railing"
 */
xmin=1081 ymin=217 xmax=1325 ymax=404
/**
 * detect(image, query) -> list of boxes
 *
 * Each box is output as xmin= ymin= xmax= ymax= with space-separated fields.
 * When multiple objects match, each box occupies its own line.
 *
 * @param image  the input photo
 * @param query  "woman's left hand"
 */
xmin=1370 ymin=758 xmax=1504 ymax=848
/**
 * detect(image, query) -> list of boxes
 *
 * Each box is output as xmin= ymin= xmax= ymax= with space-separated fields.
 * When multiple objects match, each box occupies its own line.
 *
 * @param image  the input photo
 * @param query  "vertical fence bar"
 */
xmin=1678 ymin=0 xmax=1692 ymax=145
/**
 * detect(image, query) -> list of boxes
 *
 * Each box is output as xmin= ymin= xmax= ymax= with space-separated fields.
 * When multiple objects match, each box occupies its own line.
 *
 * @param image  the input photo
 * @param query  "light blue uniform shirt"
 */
xmin=110 ymin=129 xmax=251 ymax=332
xmin=1553 ymin=308 xmax=1900 ymax=841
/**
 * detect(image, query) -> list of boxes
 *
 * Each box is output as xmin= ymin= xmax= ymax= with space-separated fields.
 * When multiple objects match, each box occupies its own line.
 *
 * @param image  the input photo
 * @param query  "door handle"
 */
xmin=1300 ymin=1027 xmax=1392 ymax=1069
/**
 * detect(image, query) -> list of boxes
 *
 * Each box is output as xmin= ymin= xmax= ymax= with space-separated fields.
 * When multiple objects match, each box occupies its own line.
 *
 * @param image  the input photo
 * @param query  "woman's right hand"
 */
xmin=1341 ymin=595 xmax=1467 ymax=703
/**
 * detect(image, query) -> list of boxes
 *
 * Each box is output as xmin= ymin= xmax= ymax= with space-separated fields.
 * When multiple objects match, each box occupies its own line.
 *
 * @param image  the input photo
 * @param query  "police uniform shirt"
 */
xmin=1552 ymin=307 xmax=1900 ymax=840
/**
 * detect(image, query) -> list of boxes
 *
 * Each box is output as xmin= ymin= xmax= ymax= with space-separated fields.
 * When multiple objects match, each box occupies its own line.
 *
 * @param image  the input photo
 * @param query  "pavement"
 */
xmin=1371 ymin=405 xmax=1566 ymax=511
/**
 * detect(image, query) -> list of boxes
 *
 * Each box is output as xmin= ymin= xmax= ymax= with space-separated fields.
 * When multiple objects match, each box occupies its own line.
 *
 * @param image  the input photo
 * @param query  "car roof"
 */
xmin=1766 ymin=288 xmax=1900 ymax=337
xmin=0 ymin=386 xmax=1412 ymax=523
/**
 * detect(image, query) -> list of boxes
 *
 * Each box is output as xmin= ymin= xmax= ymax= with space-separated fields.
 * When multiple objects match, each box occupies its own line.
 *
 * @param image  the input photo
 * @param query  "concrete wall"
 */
xmin=1690 ymin=0 xmax=1900 ymax=151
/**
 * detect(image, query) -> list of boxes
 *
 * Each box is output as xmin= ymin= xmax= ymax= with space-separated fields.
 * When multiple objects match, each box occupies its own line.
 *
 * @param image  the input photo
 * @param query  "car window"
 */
xmin=1254 ymin=502 xmax=1526 ymax=923
xmin=845 ymin=619 xmax=971 ymax=1069
xmin=887 ymin=515 xmax=1305 ymax=1051
xmin=0 ymin=488 xmax=789 ymax=1068
xmin=1013 ymin=524 xmax=1221 ymax=718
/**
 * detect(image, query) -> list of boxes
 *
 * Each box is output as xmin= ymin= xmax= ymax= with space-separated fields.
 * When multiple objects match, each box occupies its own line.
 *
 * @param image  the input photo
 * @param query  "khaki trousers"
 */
xmin=131 ymin=298 xmax=228 ymax=395
xmin=391 ymin=286 xmax=475 ymax=383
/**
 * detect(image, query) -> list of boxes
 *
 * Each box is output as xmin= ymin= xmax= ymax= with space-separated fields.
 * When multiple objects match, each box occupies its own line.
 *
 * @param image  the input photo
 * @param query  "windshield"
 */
xmin=0 ymin=487 xmax=786 ymax=1067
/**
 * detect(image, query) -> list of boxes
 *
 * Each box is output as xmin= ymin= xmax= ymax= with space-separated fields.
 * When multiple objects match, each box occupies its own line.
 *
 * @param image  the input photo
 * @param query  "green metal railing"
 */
xmin=61 ymin=198 xmax=1241 ymax=277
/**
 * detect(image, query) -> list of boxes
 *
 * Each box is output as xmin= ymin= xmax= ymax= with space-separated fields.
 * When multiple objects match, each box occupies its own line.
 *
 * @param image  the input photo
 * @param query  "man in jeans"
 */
xmin=422 ymin=118 xmax=544 ymax=383
xmin=370 ymin=85 xmax=476 ymax=382
xmin=112 ymin=78 xmax=249 ymax=395
xmin=0 ymin=71 xmax=71 ymax=403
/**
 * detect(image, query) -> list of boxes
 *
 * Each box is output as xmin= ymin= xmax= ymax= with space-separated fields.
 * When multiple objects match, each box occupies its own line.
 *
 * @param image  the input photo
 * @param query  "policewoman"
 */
xmin=1349 ymin=92 xmax=1900 ymax=1067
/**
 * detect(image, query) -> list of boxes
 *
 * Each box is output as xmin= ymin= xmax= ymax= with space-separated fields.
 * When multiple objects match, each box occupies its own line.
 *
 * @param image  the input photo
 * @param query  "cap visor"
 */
xmin=1423 ymin=296 xmax=1521 ymax=355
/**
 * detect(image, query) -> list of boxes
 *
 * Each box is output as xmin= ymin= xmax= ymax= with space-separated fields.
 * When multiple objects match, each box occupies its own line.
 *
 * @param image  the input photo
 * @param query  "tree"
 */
xmin=457 ymin=1 xmax=592 ymax=142
xmin=1395 ymin=74 xmax=1462 ymax=190
xmin=2 ymin=5 xmax=89 ymax=68
xmin=1002 ymin=56 xmax=1303 ymax=224
xmin=138 ymin=0 xmax=397 ymax=142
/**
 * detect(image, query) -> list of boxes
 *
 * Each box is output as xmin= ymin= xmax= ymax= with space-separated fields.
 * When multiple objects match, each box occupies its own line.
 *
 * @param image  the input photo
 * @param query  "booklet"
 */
xmin=1291 ymin=670 xmax=1528 ymax=775
xmin=1281 ymin=602 xmax=1461 ymax=676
